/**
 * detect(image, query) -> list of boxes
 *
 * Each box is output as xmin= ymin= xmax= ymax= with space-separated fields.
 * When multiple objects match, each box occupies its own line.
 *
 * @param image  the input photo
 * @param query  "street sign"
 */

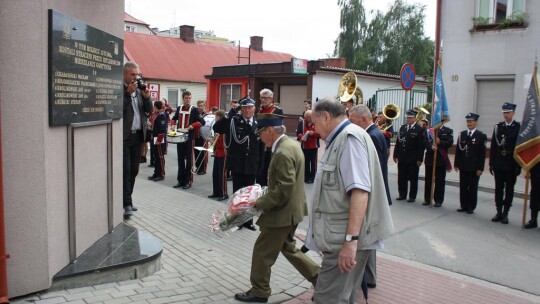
xmin=400 ymin=63 xmax=416 ymax=91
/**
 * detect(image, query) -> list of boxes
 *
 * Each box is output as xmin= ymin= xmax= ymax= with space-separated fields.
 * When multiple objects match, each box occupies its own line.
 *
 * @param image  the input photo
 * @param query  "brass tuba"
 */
xmin=338 ymin=72 xmax=363 ymax=104
xmin=379 ymin=104 xmax=400 ymax=131
xmin=414 ymin=106 xmax=430 ymax=121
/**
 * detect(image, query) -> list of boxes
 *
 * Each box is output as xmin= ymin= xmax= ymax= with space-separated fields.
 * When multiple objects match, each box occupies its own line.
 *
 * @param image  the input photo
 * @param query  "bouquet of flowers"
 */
xmin=209 ymin=184 xmax=266 ymax=234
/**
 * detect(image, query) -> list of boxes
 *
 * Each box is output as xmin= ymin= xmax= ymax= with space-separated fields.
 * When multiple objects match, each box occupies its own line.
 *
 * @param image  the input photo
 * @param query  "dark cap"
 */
xmin=465 ymin=112 xmax=480 ymax=121
xmin=406 ymin=109 xmax=418 ymax=117
xmin=256 ymin=113 xmax=286 ymax=128
xmin=502 ymin=102 xmax=517 ymax=112
xmin=239 ymin=97 xmax=256 ymax=107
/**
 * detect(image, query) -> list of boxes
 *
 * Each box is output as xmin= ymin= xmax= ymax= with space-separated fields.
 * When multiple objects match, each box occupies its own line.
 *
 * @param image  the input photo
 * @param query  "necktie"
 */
xmin=468 ymin=131 xmax=472 ymax=137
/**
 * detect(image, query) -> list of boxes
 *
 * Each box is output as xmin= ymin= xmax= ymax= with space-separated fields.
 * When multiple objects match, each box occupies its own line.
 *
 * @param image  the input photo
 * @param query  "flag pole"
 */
xmin=429 ymin=128 xmax=438 ymax=207
xmin=522 ymin=170 xmax=530 ymax=227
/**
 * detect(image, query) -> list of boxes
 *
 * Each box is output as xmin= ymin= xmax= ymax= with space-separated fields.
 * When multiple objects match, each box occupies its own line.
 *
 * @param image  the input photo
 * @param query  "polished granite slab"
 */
xmin=54 ymin=222 xmax=162 ymax=280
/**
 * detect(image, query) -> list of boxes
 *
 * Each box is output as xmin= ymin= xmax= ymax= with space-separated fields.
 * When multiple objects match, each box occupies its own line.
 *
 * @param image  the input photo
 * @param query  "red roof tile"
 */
xmin=124 ymin=32 xmax=294 ymax=83
xmin=124 ymin=12 xmax=149 ymax=26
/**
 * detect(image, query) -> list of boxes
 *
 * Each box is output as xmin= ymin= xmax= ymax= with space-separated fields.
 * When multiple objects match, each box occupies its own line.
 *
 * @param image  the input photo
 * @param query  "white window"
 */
xmin=477 ymin=0 xmax=525 ymax=23
xmin=167 ymin=88 xmax=187 ymax=109
xmin=125 ymin=25 xmax=137 ymax=32
xmin=219 ymin=84 xmax=242 ymax=110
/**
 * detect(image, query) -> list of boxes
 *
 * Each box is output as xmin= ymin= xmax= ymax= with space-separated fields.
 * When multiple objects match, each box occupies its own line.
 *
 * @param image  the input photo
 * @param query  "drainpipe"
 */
xmin=0 ymin=102 xmax=9 ymax=302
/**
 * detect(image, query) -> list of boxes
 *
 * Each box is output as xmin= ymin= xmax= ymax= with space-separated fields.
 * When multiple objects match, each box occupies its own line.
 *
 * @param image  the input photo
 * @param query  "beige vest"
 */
xmin=311 ymin=123 xmax=394 ymax=251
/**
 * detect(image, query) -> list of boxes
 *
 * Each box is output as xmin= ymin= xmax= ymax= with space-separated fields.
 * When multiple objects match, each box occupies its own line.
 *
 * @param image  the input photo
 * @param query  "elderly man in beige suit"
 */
xmin=234 ymin=113 xmax=320 ymax=303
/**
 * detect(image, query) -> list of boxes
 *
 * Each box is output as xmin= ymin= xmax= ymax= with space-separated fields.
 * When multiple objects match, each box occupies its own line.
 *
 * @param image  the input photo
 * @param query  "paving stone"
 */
xmin=64 ymin=292 xmax=94 ymax=302
xmin=34 ymin=297 xmax=67 ymax=304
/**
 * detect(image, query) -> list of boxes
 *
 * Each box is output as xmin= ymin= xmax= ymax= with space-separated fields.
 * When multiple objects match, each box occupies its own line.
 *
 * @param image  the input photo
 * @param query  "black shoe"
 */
xmin=422 ymin=201 xmax=430 ymax=206
xmin=234 ymin=291 xmax=268 ymax=303
xmin=197 ymin=171 xmax=206 ymax=175
xmin=396 ymin=197 xmax=406 ymax=201
xmin=524 ymin=220 xmax=538 ymax=229
xmin=492 ymin=213 xmax=502 ymax=222
xmin=407 ymin=199 xmax=415 ymax=203
xmin=148 ymin=164 xmax=154 ymax=168
xmin=182 ymin=184 xmax=191 ymax=189
xmin=173 ymin=183 xmax=184 ymax=188
xmin=227 ymin=176 xmax=233 ymax=181
xmin=243 ymin=224 xmax=257 ymax=231
xmin=132 ymin=206 xmax=138 ymax=212
xmin=208 ymin=194 xmax=220 ymax=198
xmin=148 ymin=175 xmax=157 ymax=180
xmin=466 ymin=210 xmax=474 ymax=214
xmin=457 ymin=208 xmax=467 ymax=212
xmin=152 ymin=176 xmax=164 ymax=181
xmin=434 ymin=203 xmax=442 ymax=207
xmin=367 ymin=283 xmax=376 ymax=289
xmin=305 ymin=180 xmax=314 ymax=184
xmin=501 ymin=215 xmax=509 ymax=224
xmin=140 ymin=156 xmax=147 ymax=163
xmin=217 ymin=195 xmax=229 ymax=201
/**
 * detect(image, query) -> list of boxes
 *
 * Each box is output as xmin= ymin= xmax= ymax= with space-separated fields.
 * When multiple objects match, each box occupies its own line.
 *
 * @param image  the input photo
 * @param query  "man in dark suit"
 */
xmin=489 ymin=102 xmax=521 ymax=224
xmin=454 ymin=113 xmax=487 ymax=214
xmin=393 ymin=109 xmax=425 ymax=203
xmin=123 ymin=61 xmax=152 ymax=219
xmin=423 ymin=125 xmax=454 ymax=207
xmin=234 ymin=113 xmax=319 ymax=303
xmin=348 ymin=104 xmax=391 ymax=290
xmin=171 ymin=91 xmax=204 ymax=189
xmin=524 ymin=163 xmax=540 ymax=229
xmin=213 ymin=97 xmax=264 ymax=231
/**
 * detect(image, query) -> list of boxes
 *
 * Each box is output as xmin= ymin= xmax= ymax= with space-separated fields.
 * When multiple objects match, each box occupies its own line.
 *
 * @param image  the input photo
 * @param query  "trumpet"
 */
xmin=192 ymin=134 xmax=220 ymax=174
xmin=378 ymin=104 xmax=400 ymax=131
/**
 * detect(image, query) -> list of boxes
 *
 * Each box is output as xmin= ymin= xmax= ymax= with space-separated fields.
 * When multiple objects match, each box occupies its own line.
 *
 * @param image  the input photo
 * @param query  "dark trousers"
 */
xmin=152 ymin=142 xmax=166 ymax=177
xmin=123 ymin=130 xmax=143 ymax=208
xmin=424 ymin=165 xmax=447 ymax=204
xmin=459 ymin=170 xmax=480 ymax=211
xmin=212 ymin=156 xmax=227 ymax=196
xmin=194 ymin=137 xmax=207 ymax=174
xmin=530 ymin=170 xmax=540 ymax=221
xmin=233 ymin=172 xmax=257 ymax=226
xmin=176 ymin=140 xmax=193 ymax=185
xmin=303 ymin=148 xmax=318 ymax=182
xmin=494 ymin=169 xmax=517 ymax=214
xmin=397 ymin=162 xmax=419 ymax=199
xmin=149 ymin=142 xmax=155 ymax=166
xmin=257 ymin=149 xmax=272 ymax=187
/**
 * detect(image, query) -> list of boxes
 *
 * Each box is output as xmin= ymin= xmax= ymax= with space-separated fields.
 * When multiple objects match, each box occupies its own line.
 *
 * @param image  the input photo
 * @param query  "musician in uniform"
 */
xmin=208 ymin=110 xmax=228 ymax=201
xmin=171 ymin=91 xmax=204 ymax=190
xmin=393 ymin=109 xmax=425 ymax=203
xmin=148 ymin=101 xmax=167 ymax=181
xmin=454 ymin=113 xmax=487 ymax=214
xmin=194 ymin=100 xmax=209 ymax=175
xmin=296 ymin=110 xmax=320 ymax=184
xmin=213 ymin=97 xmax=264 ymax=231
xmin=257 ymin=89 xmax=283 ymax=187
xmin=377 ymin=111 xmax=393 ymax=157
xmin=423 ymin=125 xmax=454 ymax=207
xmin=489 ymin=102 xmax=521 ymax=224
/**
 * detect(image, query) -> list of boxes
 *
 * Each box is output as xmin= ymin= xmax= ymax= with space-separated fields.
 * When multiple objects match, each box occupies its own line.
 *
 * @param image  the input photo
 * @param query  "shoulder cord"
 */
xmin=225 ymin=117 xmax=250 ymax=149
xmin=492 ymin=124 xmax=505 ymax=147
xmin=397 ymin=126 xmax=407 ymax=143
xmin=457 ymin=134 xmax=468 ymax=152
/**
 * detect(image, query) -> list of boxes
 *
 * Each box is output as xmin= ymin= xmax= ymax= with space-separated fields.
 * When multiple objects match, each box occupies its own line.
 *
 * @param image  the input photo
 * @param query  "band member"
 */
xmin=208 ymin=110 xmax=228 ymax=201
xmin=194 ymin=100 xmax=208 ymax=175
xmin=225 ymin=99 xmax=239 ymax=181
xmin=296 ymin=110 xmax=319 ymax=183
xmin=455 ymin=113 xmax=487 ymax=214
xmin=377 ymin=111 xmax=393 ymax=157
xmin=171 ymin=91 xmax=204 ymax=190
xmin=393 ymin=109 xmax=425 ymax=203
xmin=148 ymin=101 xmax=167 ymax=181
xmin=423 ymin=125 xmax=454 ymax=207
xmin=213 ymin=97 xmax=264 ymax=231
xmin=257 ymin=88 xmax=283 ymax=187
xmin=489 ymin=102 xmax=521 ymax=224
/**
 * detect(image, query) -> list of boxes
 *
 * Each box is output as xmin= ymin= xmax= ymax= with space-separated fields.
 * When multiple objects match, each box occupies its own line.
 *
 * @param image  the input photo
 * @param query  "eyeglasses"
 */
xmin=260 ymin=96 xmax=272 ymax=100
xmin=256 ymin=127 xmax=267 ymax=135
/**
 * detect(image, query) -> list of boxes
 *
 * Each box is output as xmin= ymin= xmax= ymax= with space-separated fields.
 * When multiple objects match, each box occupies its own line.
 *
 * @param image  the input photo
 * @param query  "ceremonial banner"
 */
xmin=432 ymin=64 xmax=450 ymax=128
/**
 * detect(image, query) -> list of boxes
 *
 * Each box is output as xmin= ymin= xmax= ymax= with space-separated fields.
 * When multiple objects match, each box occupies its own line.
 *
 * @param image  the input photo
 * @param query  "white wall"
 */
xmin=0 ymin=0 xmax=124 ymax=296
xmin=440 ymin=0 xmax=540 ymax=133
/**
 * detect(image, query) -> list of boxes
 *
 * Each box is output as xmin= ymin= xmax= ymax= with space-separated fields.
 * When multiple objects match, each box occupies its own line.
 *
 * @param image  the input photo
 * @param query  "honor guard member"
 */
xmin=393 ymin=109 xmax=425 ymax=203
xmin=171 ymin=91 xmax=205 ymax=190
xmin=524 ymin=163 xmax=540 ymax=229
xmin=257 ymin=89 xmax=283 ymax=187
xmin=296 ymin=110 xmax=320 ymax=184
xmin=454 ymin=113 xmax=487 ymax=214
xmin=213 ymin=97 xmax=264 ymax=231
xmin=148 ymin=101 xmax=167 ymax=181
xmin=423 ymin=125 xmax=454 ymax=207
xmin=489 ymin=102 xmax=521 ymax=224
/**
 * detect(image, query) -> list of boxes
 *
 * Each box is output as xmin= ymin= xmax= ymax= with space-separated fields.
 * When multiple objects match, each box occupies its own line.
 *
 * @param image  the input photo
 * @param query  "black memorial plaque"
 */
xmin=48 ymin=9 xmax=124 ymax=126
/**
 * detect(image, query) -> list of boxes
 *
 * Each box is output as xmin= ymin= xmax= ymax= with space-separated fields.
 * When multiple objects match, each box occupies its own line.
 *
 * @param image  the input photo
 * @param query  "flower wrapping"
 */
xmin=212 ymin=184 xmax=266 ymax=232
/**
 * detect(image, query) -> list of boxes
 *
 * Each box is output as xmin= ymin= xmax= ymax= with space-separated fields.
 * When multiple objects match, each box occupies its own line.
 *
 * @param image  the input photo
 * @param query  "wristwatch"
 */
xmin=345 ymin=234 xmax=359 ymax=241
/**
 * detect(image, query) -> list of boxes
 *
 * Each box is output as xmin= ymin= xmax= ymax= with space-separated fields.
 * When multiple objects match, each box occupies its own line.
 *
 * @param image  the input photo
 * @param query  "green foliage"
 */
xmin=335 ymin=0 xmax=367 ymax=68
xmin=335 ymin=0 xmax=435 ymax=76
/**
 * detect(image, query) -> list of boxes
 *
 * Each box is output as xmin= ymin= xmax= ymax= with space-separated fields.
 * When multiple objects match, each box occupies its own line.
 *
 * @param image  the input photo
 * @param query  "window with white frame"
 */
xmin=125 ymin=25 xmax=137 ymax=32
xmin=477 ymin=0 xmax=525 ymax=24
xmin=167 ymin=88 xmax=187 ymax=109
xmin=219 ymin=84 xmax=242 ymax=110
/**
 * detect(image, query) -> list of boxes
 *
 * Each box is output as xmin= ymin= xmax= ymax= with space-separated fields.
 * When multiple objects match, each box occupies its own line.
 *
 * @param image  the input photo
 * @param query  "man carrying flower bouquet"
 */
xmin=234 ymin=113 xmax=320 ymax=303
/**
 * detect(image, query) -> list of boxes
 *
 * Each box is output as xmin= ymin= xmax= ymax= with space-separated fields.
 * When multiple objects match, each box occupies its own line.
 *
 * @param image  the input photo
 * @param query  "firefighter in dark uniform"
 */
xmin=455 ymin=113 xmax=487 ymax=214
xmin=525 ymin=163 xmax=540 ymax=229
xmin=393 ymin=109 xmax=425 ymax=203
xmin=423 ymin=125 xmax=454 ymax=207
xmin=148 ymin=101 xmax=167 ymax=181
xmin=257 ymin=88 xmax=283 ymax=187
xmin=489 ymin=102 xmax=521 ymax=224
xmin=213 ymin=97 xmax=264 ymax=231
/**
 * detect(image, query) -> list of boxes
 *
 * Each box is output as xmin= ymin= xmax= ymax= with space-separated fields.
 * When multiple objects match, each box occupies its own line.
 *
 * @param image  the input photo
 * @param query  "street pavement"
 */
xmin=12 ymin=140 xmax=540 ymax=304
